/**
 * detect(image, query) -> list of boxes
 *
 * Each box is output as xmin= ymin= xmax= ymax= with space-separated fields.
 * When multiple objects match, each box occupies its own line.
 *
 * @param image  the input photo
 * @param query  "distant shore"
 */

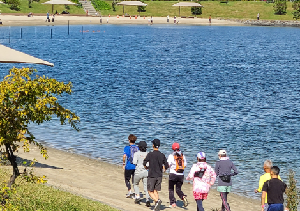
xmin=0 ymin=14 xmax=244 ymax=26
xmin=13 ymin=145 xmax=261 ymax=211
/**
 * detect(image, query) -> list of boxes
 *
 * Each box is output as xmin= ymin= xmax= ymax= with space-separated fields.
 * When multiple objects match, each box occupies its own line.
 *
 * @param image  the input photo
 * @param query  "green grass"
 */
xmin=0 ymin=168 xmax=118 ymax=211
xmin=0 ymin=0 xmax=85 ymax=14
xmin=0 ymin=0 xmax=296 ymax=20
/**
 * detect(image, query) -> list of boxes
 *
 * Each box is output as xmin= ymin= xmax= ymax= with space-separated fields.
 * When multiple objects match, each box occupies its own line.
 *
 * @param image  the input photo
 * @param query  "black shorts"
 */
xmin=147 ymin=177 xmax=162 ymax=192
xmin=124 ymin=169 xmax=135 ymax=180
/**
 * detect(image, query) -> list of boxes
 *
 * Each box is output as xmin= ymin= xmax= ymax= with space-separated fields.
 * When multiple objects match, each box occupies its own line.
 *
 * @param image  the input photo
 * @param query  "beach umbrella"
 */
xmin=42 ymin=0 xmax=76 ymax=14
xmin=117 ymin=1 xmax=147 ymax=16
xmin=0 ymin=44 xmax=54 ymax=67
xmin=172 ymin=2 xmax=203 ymax=17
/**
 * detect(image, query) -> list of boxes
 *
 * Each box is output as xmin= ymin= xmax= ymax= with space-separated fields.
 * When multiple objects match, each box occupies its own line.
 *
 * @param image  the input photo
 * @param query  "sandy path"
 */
xmin=0 ymin=15 xmax=243 ymax=26
xmin=12 ymin=146 xmax=260 ymax=211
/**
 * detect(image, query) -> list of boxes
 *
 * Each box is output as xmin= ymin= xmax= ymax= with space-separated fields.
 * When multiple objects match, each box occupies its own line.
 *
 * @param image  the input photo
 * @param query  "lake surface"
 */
xmin=1 ymin=24 xmax=300 ymax=200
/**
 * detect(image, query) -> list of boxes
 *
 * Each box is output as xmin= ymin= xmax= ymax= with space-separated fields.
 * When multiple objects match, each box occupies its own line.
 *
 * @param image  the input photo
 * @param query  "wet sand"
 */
xmin=0 ymin=14 xmax=244 ymax=26
xmin=12 ymin=146 xmax=260 ymax=211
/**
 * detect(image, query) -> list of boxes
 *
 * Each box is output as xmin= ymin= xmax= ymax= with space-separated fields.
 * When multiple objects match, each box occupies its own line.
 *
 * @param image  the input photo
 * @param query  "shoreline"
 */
xmin=12 ymin=145 xmax=260 ymax=211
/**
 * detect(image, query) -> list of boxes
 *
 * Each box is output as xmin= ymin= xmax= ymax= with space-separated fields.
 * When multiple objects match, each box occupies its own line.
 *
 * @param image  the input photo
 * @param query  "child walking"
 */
xmin=186 ymin=152 xmax=216 ymax=211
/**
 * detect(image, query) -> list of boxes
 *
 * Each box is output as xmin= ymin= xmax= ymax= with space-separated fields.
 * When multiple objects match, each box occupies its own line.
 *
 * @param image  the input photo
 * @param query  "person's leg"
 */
xmin=142 ymin=175 xmax=150 ymax=200
xmin=133 ymin=173 xmax=141 ymax=199
xmin=124 ymin=170 xmax=131 ymax=191
xmin=149 ymin=191 xmax=158 ymax=202
xmin=168 ymin=174 xmax=176 ymax=205
xmin=148 ymin=177 xmax=159 ymax=202
xmin=175 ymin=174 xmax=185 ymax=199
xmin=196 ymin=199 xmax=204 ymax=211
xmin=220 ymin=192 xmax=230 ymax=211
xmin=267 ymin=204 xmax=284 ymax=211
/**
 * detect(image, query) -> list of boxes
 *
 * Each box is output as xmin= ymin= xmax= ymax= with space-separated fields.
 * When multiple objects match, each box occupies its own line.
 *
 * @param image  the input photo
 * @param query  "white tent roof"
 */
xmin=172 ymin=2 xmax=202 ymax=7
xmin=0 ymin=44 xmax=54 ymax=67
xmin=117 ymin=1 xmax=147 ymax=6
xmin=42 ymin=0 xmax=76 ymax=5
xmin=0 ymin=1 xmax=3 ymax=4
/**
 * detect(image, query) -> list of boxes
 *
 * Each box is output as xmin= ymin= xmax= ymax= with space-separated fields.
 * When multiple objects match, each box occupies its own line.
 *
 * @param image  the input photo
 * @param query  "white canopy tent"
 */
xmin=42 ymin=0 xmax=76 ymax=14
xmin=0 ymin=44 xmax=54 ymax=67
xmin=0 ymin=1 xmax=4 ymax=4
xmin=172 ymin=2 xmax=203 ymax=16
xmin=117 ymin=1 xmax=147 ymax=16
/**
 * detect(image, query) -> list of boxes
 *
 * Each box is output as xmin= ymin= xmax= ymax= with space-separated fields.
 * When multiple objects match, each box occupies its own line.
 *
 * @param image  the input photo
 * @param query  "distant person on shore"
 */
xmin=143 ymin=139 xmax=169 ymax=211
xmin=151 ymin=16 xmax=153 ymax=25
xmin=209 ymin=15 xmax=211 ymax=23
xmin=167 ymin=142 xmax=188 ymax=208
xmin=52 ymin=14 xmax=55 ymax=22
xmin=215 ymin=150 xmax=238 ymax=211
xmin=174 ymin=16 xmax=176 ymax=24
xmin=261 ymin=166 xmax=287 ymax=211
xmin=46 ymin=11 xmax=49 ymax=22
xmin=0 ymin=19 xmax=2 ymax=25
xmin=167 ymin=15 xmax=169 ymax=23
xmin=132 ymin=141 xmax=150 ymax=207
xmin=123 ymin=134 xmax=139 ymax=198
xmin=186 ymin=152 xmax=216 ymax=211
xmin=255 ymin=160 xmax=281 ymax=211
xmin=257 ymin=13 xmax=260 ymax=20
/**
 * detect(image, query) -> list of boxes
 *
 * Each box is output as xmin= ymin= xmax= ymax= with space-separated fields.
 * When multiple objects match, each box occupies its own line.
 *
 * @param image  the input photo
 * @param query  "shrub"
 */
xmin=273 ymin=0 xmax=287 ymax=15
xmin=292 ymin=0 xmax=300 ymax=20
xmin=7 ymin=0 xmax=20 ymax=11
xmin=191 ymin=7 xmax=202 ymax=15
xmin=92 ymin=0 xmax=111 ymax=11
xmin=286 ymin=169 xmax=299 ymax=211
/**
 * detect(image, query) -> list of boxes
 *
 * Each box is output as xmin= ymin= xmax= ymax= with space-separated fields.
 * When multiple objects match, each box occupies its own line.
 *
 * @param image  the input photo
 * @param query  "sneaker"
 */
xmin=169 ymin=203 xmax=177 ymax=208
xmin=154 ymin=199 xmax=162 ymax=211
xmin=134 ymin=198 xmax=141 ymax=204
xmin=146 ymin=200 xmax=151 ymax=207
xmin=183 ymin=196 xmax=188 ymax=207
xmin=125 ymin=193 xmax=132 ymax=198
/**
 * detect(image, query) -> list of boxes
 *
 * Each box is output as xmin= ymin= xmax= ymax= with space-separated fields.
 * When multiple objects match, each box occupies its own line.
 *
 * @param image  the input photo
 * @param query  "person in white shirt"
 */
xmin=167 ymin=142 xmax=188 ymax=208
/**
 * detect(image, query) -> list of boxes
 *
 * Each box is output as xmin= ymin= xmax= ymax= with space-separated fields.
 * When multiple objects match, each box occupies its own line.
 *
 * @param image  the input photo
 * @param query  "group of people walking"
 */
xmin=122 ymin=134 xmax=287 ymax=211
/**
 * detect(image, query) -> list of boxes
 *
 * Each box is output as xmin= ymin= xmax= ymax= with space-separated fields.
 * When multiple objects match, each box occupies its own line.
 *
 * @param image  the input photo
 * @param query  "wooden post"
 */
xmin=51 ymin=28 xmax=52 ymax=39
xmin=21 ymin=28 xmax=22 ymax=39
xmin=68 ymin=20 xmax=70 ymax=35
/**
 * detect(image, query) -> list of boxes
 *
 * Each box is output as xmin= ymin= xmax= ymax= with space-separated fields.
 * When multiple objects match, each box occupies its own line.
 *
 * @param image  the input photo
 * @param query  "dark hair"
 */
xmin=139 ymin=147 xmax=147 ymax=152
xmin=198 ymin=158 xmax=206 ymax=162
xmin=220 ymin=154 xmax=227 ymax=157
xmin=128 ymin=134 xmax=137 ymax=143
xmin=271 ymin=166 xmax=280 ymax=175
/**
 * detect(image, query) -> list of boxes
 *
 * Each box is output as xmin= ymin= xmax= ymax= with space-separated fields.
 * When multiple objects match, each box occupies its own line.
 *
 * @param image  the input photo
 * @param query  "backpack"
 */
xmin=128 ymin=145 xmax=139 ymax=164
xmin=174 ymin=153 xmax=185 ymax=173
xmin=194 ymin=168 xmax=206 ymax=179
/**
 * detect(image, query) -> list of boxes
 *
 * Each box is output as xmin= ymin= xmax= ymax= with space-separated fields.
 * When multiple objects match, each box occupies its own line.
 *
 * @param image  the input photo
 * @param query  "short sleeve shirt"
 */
xmin=262 ymin=178 xmax=287 ymax=204
xmin=123 ymin=145 xmax=137 ymax=170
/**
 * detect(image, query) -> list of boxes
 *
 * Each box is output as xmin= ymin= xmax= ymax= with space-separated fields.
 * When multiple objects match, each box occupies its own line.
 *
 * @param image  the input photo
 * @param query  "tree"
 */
xmin=0 ymin=67 xmax=79 ymax=187
xmin=286 ymin=169 xmax=299 ymax=211
xmin=7 ymin=0 xmax=21 ymax=11
xmin=292 ymin=0 xmax=300 ymax=20
xmin=273 ymin=0 xmax=287 ymax=15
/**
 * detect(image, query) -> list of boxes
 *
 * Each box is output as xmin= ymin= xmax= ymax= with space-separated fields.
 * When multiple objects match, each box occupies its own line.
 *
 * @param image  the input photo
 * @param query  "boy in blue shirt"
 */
xmin=123 ymin=134 xmax=139 ymax=198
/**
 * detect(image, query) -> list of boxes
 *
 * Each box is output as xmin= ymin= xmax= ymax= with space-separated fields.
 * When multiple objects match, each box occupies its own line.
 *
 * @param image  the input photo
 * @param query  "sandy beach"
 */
xmin=0 ymin=14 xmax=244 ymax=26
xmin=11 ymin=145 xmax=260 ymax=211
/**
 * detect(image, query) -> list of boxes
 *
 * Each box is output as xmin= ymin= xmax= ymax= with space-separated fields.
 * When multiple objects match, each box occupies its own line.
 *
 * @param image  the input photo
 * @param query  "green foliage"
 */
xmin=65 ymin=4 xmax=70 ymax=10
xmin=273 ymin=0 xmax=287 ymax=15
xmin=0 ymin=67 xmax=79 ymax=185
xmin=286 ymin=169 xmax=299 ymax=211
xmin=112 ymin=2 xmax=116 ymax=11
xmin=7 ymin=0 xmax=21 ymax=11
xmin=292 ymin=0 xmax=300 ymax=19
xmin=137 ymin=6 xmax=146 ymax=12
xmin=92 ymin=0 xmax=111 ymax=11
xmin=191 ymin=7 xmax=202 ymax=15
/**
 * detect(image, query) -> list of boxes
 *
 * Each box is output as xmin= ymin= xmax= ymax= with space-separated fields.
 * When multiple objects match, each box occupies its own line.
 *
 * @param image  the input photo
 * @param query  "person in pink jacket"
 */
xmin=186 ymin=152 xmax=216 ymax=211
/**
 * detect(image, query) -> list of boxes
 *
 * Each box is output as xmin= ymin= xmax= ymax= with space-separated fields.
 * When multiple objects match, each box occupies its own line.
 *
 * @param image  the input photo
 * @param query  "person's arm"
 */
xmin=143 ymin=153 xmax=149 ymax=169
xmin=164 ymin=155 xmax=169 ymax=170
xmin=209 ymin=166 xmax=217 ymax=186
xmin=261 ymin=191 xmax=267 ymax=211
xmin=186 ymin=165 xmax=195 ymax=181
xmin=122 ymin=154 xmax=127 ymax=169
xmin=183 ymin=155 xmax=187 ymax=168
xmin=231 ymin=162 xmax=238 ymax=176
xmin=255 ymin=175 xmax=264 ymax=193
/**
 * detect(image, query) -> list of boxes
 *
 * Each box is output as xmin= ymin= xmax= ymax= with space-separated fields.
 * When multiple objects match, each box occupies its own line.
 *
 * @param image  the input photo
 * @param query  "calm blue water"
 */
xmin=1 ymin=24 xmax=300 ymax=199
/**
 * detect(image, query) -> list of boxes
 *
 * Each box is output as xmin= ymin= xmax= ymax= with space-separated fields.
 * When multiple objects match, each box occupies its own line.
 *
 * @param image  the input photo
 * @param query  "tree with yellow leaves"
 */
xmin=0 ymin=67 xmax=80 ymax=187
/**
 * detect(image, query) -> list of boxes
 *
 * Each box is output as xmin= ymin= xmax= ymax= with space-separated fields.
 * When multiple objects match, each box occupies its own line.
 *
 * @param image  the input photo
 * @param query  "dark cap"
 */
xmin=152 ymin=139 xmax=160 ymax=148
xmin=138 ymin=141 xmax=147 ymax=148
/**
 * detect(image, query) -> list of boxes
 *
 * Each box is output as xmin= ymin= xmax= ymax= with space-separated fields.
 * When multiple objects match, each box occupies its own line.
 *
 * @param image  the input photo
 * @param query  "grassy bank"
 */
xmin=0 ymin=167 xmax=118 ymax=211
xmin=0 ymin=0 xmax=296 ymax=20
xmin=99 ymin=1 xmax=295 ymax=20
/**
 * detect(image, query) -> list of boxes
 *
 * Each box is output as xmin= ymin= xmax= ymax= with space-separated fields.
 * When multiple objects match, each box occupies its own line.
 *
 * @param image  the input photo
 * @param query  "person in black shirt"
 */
xmin=143 ymin=139 xmax=169 ymax=211
xmin=261 ymin=166 xmax=287 ymax=211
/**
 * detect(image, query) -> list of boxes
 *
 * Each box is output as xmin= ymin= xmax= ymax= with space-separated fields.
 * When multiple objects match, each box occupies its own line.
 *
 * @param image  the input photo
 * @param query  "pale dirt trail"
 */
xmin=12 ymin=146 xmax=260 ymax=211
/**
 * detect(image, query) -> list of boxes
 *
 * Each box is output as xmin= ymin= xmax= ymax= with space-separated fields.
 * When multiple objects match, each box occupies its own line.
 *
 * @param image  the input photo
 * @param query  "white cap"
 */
xmin=197 ymin=152 xmax=206 ymax=159
xmin=218 ymin=149 xmax=227 ymax=156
